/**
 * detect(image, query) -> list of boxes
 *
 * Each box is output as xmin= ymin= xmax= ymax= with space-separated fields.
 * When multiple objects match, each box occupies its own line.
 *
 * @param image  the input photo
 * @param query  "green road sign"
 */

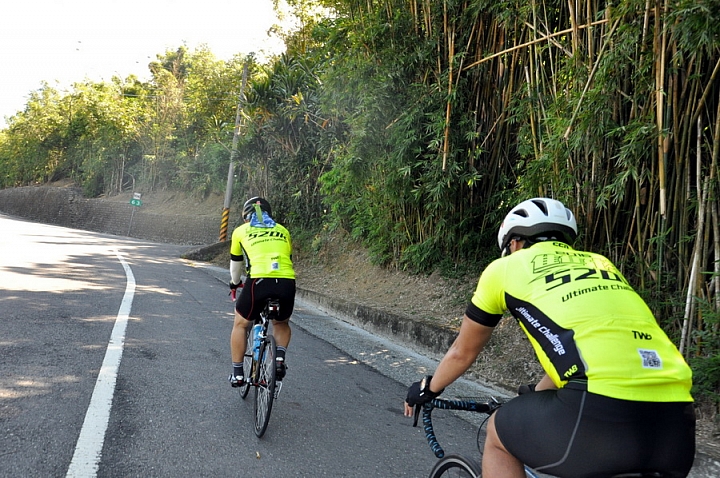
xmin=130 ymin=199 xmax=142 ymax=207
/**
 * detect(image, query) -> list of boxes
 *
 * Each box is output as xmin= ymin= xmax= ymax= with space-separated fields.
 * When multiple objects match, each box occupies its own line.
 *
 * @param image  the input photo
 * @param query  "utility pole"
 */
xmin=220 ymin=61 xmax=249 ymax=242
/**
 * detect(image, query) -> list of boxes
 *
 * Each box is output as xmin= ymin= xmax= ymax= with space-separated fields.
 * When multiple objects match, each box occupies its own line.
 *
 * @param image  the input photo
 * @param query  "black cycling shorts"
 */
xmin=494 ymin=387 xmax=696 ymax=478
xmin=235 ymin=278 xmax=296 ymax=322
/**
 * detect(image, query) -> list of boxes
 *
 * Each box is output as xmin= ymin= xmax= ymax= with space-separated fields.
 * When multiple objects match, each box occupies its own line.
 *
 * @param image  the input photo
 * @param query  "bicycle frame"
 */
xmin=238 ymin=297 xmax=281 ymax=437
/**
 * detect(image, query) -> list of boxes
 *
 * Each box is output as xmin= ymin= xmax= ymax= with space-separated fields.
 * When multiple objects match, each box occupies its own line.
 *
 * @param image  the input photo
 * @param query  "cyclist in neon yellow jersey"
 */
xmin=228 ymin=197 xmax=295 ymax=387
xmin=405 ymin=197 xmax=695 ymax=478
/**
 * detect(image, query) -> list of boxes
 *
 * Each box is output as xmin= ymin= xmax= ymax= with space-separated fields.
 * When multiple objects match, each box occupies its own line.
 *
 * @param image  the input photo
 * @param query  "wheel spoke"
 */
xmin=253 ymin=334 xmax=276 ymax=437
xmin=239 ymin=325 xmax=253 ymax=399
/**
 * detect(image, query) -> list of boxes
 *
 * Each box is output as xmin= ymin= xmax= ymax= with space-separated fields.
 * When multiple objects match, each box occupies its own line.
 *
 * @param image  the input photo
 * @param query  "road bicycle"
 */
xmin=233 ymin=290 xmax=282 ymax=438
xmin=414 ymin=397 xmax=672 ymax=478
xmin=414 ymin=397 xmax=537 ymax=478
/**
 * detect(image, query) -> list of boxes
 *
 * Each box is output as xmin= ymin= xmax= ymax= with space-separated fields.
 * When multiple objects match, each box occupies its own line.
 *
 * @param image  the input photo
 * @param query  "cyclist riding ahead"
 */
xmin=228 ymin=197 xmax=296 ymax=388
xmin=404 ymin=197 xmax=696 ymax=478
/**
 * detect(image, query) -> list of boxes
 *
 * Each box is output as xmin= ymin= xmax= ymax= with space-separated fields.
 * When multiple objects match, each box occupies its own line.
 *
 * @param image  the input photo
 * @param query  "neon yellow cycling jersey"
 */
xmin=469 ymin=241 xmax=692 ymax=402
xmin=230 ymin=222 xmax=295 ymax=279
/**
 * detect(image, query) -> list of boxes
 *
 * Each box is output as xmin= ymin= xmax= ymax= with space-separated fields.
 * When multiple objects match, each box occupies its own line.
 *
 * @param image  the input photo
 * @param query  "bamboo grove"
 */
xmin=0 ymin=0 xmax=718 ymax=404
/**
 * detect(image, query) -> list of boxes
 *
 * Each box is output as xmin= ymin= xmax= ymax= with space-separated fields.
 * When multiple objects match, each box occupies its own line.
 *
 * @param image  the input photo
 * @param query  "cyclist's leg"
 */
xmin=492 ymin=389 xmax=590 ymax=476
xmin=230 ymin=284 xmax=256 ymax=385
xmin=645 ymin=402 xmax=695 ymax=476
xmin=271 ymin=278 xmax=295 ymax=348
xmin=492 ymin=388 xmax=695 ymax=478
xmin=483 ymin=413 xmax=526 ymax=478
xmin=272 ymin=320 xmax=291 ymax=348
xmin=270 ymin=278 xmax=296 ymax=379
xmin=229 ymin=310 xmax=252 ymax=384
xmin=231 ymin=310 xmax=252 ymax=362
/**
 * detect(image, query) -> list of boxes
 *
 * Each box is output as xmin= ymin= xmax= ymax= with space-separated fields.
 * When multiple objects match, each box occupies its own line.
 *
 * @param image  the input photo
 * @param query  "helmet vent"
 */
xmin=531 ymin=199 xmax=549 ymax=215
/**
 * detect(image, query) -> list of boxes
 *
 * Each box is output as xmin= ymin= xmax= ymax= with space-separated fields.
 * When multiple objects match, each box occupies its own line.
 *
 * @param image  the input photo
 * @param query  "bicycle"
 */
xmin=414 ymin=397 xmax=537 ymax=478
xmin=233 ymin=289 xmax=282 ymax=438
xmin=414 ymin=397 xmax=672 ymax=478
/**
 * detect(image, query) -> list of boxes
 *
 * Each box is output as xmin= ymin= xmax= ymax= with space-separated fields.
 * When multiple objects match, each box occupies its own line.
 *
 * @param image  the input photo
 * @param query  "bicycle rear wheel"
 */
xmin=428 ymin=454 xmax=482 ymax=478
xmin=253 ymin=333 xmax=277 ymax=437
xmin=239 ymin=325 xmax=253 ymax=399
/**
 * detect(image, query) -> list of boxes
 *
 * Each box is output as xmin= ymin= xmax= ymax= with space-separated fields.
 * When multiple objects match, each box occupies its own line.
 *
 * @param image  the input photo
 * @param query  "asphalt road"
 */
xmin=0 ymin=215 xmax=480 ymax=477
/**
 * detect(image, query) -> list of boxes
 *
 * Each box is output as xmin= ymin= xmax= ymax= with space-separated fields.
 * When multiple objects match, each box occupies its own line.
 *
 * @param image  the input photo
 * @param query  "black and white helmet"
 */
xmin=242 ymin=197 xmax=272 ymax=220
xmin=497 ymin=198 xmax=578 ymax=253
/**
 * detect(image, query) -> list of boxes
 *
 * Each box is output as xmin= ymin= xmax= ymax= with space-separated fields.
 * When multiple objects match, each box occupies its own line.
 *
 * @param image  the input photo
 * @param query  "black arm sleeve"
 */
xmin=230 ymin=253 xmax=243 ymax=262
xmin=464 ymin=302 xmax=502 ymax=327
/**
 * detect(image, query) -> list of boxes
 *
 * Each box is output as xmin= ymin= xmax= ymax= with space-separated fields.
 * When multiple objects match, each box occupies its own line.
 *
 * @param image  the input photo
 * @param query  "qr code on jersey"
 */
xmin=638 ymin=349 xmax=663 ymax=369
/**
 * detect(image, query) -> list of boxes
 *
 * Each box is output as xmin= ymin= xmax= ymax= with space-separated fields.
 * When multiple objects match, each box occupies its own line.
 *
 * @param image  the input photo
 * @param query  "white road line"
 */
xmin=66 ymin=250 xmax=135 ymax=478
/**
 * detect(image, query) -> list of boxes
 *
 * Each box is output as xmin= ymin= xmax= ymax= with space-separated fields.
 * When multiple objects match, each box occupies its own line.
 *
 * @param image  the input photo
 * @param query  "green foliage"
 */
xmin=0 ymin=47 xmax=255 ymax=200
xmin=690 ymin=353 xmax=720 ymax=405
xmin=688 ymin=297 xmax=720 ymax=404
xmin=668 ymin=0 xmax=720 ymax=56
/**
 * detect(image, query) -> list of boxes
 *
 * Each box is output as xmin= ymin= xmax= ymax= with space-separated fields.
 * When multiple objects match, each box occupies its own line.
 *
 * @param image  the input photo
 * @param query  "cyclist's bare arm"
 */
xmin=433 ymin=316 xmax=493 ymax=389
xmin=403 ymin=316 xmax=493 ymax=417
xmin=534 ymin=374 xmax=557 ymax=391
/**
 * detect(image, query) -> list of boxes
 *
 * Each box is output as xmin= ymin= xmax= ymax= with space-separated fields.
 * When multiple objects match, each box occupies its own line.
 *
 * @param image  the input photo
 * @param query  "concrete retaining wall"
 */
xmin=0 ymin=186 xmax=218 ymax=245
xmin=296 ymin=287 xmax=458 ymax=355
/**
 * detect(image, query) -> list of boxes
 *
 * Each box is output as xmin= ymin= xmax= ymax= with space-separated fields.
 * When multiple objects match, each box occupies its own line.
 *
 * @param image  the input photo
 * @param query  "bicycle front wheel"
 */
xmin=253 ymin=333 xmax=277 ymax=437
xmin=239 ymin=325 xmax=252 ymax=399
xmin=428 ymin=454 xmax=482 ymax=478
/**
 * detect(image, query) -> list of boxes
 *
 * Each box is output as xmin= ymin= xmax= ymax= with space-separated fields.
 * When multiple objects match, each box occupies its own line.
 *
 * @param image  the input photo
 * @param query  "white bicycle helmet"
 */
xmin=497 ymin=198 xmax=578 ymax=253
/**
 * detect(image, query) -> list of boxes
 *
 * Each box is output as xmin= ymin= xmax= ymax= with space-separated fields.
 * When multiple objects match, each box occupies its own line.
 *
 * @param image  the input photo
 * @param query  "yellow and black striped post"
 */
xmin=219 ymin=207 xmax=230 ymax=242
xmin=219 ymin=62 xmax=248 ymax=243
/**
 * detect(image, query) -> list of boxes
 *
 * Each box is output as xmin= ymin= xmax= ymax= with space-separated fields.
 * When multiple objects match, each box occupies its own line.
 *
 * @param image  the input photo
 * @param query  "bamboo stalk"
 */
xmin=681 ymin=119 xmax=709 ymax=356
xmin=410 ymin=0 xmax=418 ymax=35
xmin=442 ymin=0 xmax=453 ymax=172
xmin=563 ymin=18 xmax=621 ymax=140
xmin=587 ymin=0 xmax=595 ymax=60
xmin=524 ymin=66 xmax=540 ymax=159
xmin=710 ymin=90 xmax=720 ymax=318
xmin=713 ymin=201 xmax=720 ymax=314
xmin=635 ymin=171 xmax=645 ymax=289
xmin=689 ymin=57 xmax=720 ymax=134
xmin=523 ymin=21 xmax=572 ymax=58
xmin=568 ymin=0 xmax=579 ymax=55
xmin=656 ymin=0 xmax=668 ymax=218
xmin=462 ymin=19 xmax=609 ymax=71
xmin=424 ymin=0 xmax=432 ymax=38
xmin=698 ymin=201 xmax=712 ymax=356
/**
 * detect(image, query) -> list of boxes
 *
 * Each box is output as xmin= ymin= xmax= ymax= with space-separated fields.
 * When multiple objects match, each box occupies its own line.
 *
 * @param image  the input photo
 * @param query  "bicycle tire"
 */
xmin=239 ymin=325 xmax=253 ymax=399
xmin=428 ymin=454 xmax=482 ymax=478
xmin=253 ymin=333 xmax=277 ymax=437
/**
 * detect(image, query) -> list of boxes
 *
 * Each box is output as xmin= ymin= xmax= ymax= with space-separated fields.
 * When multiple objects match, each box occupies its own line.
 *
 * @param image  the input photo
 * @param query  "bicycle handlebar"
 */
xmin=413 ymin=397 xmax=502 ymax=458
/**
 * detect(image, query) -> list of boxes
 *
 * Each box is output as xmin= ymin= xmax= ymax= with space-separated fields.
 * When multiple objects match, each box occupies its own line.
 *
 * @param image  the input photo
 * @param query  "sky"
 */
xmin=0 ymin=0 xmax=287 ymax=128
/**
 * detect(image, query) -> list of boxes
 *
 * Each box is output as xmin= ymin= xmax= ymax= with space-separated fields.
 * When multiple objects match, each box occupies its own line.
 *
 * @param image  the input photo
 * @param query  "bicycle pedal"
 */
xmin=274 ymin=381 xmax=283 ymax=399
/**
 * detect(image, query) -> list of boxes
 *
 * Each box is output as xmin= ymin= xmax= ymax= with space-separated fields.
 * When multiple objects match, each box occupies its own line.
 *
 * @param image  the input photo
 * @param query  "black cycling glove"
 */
xmin=517 ymin=383 xmax=537 ymax=395
xmin=229 ymin=281 xmax=241 ymax=290
xmin=405 ymin=375 xmax=443 ymax=407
